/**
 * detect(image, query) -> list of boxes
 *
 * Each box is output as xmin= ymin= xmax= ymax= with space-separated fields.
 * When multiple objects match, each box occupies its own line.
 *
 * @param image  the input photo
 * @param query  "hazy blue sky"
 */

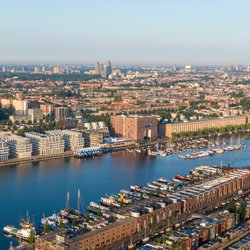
xmin=1 ymin=0 xmax=250 ymax=65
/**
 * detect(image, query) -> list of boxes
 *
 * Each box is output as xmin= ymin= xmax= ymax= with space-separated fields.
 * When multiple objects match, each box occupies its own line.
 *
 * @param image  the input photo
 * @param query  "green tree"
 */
xmin=28 ymin=229 xmax=35 ymax=244
xmin=237 ymin=201 xmax=246 ymax=221
xmin=43 ymin=222 xmax=50 ymax=234
xmin=72 ymin=216 xmax=77 ymax=226
xmin=227 ymin=199 xmax=236 ymax=213
xmin=85 ymin=212 xmax=90 ymax=222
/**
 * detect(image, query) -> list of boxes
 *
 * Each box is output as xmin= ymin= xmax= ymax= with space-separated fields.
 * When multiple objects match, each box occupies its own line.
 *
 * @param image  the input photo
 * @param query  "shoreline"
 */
xmin=0 ymin=151 xmax=73 ymax=167
xmin=0 ymin=136 xmax=248 ymax=168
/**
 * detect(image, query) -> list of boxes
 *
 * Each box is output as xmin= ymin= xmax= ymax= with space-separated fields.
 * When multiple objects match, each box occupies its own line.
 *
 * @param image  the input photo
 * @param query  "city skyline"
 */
xmin=1 ymin=0 xmax=250 ymax=65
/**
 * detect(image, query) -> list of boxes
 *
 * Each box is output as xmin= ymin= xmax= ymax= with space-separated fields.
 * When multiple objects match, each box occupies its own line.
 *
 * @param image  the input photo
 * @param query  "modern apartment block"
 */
xmin=54 ymin=107 xmax=69 ymax=121
xmin=25 ymin=132 xmax=64 ymax=156
xmin=159 ymin=116 xmax=249 ymax=138
xmin=5 ymin=134 xmax=32 ymax=159
xmin=0 ymin=140 xmax=9 ymax=161
xmin=28 ymin=108 xmax=43 ymax=122
xmin=0 ymin=98 xmax=28 ymax=115
xmin=35 ymin=169 xmax=250 ymax=250
xmin=39 ymin=103 xmax=54 ymax=116
xmin=83 ymin=131 xmax=103 ymax=147
xmin=46 ymin=130 xmax=84 ymax=151
xmin=77 ymin=122 xmax=110 ymax=137
xmin=110 ymin=115 xmax=158 ymax=142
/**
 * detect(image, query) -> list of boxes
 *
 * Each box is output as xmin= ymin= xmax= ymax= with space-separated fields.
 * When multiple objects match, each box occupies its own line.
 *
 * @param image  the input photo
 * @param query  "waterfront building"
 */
xmin=46 ymin=130 xmax=84 ymax=151
xmin=28 ymin=108 xmax=43 ymax=122
xmin=0 ymin=140 xmax=9 ymax=161
xmin=159 ymin=116 xmax=249 ymax=138
xmin=35 ymin=169 xmax=250 ymax=250
xmin=77 ymin=122 xmax=110 ymax=137
xmin=83 ymin=131 xmax=103 ymax=147
xmin=111 ymin=115 xmax=158 ymax=142
xmin=5 ymin=134 xmax=32 ymax=159
xmin=25 ymin=132 xmax=64 ymax=156
xmin=54 ymin=106 xmax=69 ymax=121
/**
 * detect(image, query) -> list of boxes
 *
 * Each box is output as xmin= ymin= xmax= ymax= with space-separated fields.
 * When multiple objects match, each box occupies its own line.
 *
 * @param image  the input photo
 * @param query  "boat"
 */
xmin=216 ymin=148 xmax=224 ymax=154
xmin=142 ymin=237 xmax=150 ymax=243
xmin=100 ymin=196 xmax=120 ymax=208
xmin=3 ymin=225 xmax=17 ymax=235
xmin=175 ymin=175 xmax=190 ymax=181
xmin=130 ymin=185 xmax=141 ymax=192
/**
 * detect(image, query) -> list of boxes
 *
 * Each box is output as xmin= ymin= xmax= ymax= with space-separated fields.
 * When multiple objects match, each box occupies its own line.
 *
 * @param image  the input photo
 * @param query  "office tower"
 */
xmin=185 ymin=65 xmax=192 ymax=72
xmin=54 ymin=106 xmax=69 ymax=121
xmin=25 ymin=132 xmax=64 ymax=156
xmin=52 ymin=66 xmax=63 ymax=74
xmin=236 ymin=64 xmax=243 ymax=71
xmin=103 ymin=61 xmax=112 ymax=78
xmin=2 ymin=66 xmax=6 ymax=72
xmin=5 ymin=135 xmax=32 ymax=159
xmin=41 ymin=65 xmax=46 ymax=73
xmin=33 ymin=66 xmax=39 ymax=73
xmin=110 ymin=115 xmax=158 ymax=142
xmin=0 ymin=140 xmax=9 ymax=161
xmin=46 ymin=130 xmax=84 ymax=151
xmin=95 ymin=62 xmax=101 ymax=74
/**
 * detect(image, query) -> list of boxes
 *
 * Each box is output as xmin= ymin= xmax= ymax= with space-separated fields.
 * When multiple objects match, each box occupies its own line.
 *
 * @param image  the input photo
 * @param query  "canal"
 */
xmin=0 ymin=138 xmax=249 ymax=249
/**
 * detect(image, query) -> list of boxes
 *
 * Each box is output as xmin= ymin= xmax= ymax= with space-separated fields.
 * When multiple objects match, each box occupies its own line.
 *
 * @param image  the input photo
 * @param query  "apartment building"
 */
xmin=110 ymin=115 xmax=158 ymax=142
xmin=54 ymin=107 xmax=69 ymax=121
xmin=35 ymin=169 xmax=250 ymax=250
xmin=46 ymin=130 xmax=84 ymax=151
xmin=0 ymin=140 xmax=9 ymax=161
xmin=159 ymin=116 xmax=249 ymax=138
xmin=5 ymin=134 xmax=32 ymax=159
xmin=28 ymin=108 xmax=43 ymax=122
xmin=40 ymin=103 xmax=54 ymax=116
xmin=25 ymin=132 xmax=64 ymax=156
xmin=83 ymin=131 xmax=103 ymax=147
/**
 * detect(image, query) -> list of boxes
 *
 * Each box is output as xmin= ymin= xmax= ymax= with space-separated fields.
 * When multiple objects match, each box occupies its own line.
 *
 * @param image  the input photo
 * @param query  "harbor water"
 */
xmin=0 ymin=138 xmax=249 ymax=249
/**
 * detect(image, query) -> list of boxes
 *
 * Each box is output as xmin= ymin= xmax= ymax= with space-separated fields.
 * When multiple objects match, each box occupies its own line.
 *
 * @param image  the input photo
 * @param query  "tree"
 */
xmin=85 ymin=212 xmax=90 ymax=222
xmin=97 ymin=208 xmax=103 ymax=217
xmin=43 ymin=222 xmax=50 ymax=234
xmin=8 ymin=120 xmax=13 ymax=126
xmin=59 ymin=219 xmax=64 ymax=227
xmin=72 ymin=216 xmax=77 ymax=226
xmin=237 ymin=201 xmax=246 ymax=222
xmin=227 ymin=199 xmax=236 ymax=213
xmin=28 ymin=229 xmax=35 ymax=244
xmin=109 ymin=204 xmax=114 ymax=212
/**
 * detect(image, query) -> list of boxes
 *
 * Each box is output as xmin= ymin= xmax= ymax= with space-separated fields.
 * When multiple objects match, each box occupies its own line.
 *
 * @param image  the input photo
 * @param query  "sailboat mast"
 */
xmin=77 ymin=189 xmax=81 ymax=212
xmin=65 ymin=192 xmax=70 ymax=210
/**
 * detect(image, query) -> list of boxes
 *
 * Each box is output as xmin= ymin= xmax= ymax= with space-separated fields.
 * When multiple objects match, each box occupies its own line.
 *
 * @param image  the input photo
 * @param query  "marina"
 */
xmin=0 ymin=138 xmax=249 ymax=248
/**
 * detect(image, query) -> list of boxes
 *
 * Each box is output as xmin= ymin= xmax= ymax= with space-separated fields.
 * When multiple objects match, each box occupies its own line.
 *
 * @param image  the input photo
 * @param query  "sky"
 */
xmin=1 ymin=0 xmax=250 ymax=65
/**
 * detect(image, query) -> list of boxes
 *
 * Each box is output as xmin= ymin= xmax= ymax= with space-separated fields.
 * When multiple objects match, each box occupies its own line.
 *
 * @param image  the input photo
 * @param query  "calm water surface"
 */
xmin=0 ymin=139 xmax=249 ymax=249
